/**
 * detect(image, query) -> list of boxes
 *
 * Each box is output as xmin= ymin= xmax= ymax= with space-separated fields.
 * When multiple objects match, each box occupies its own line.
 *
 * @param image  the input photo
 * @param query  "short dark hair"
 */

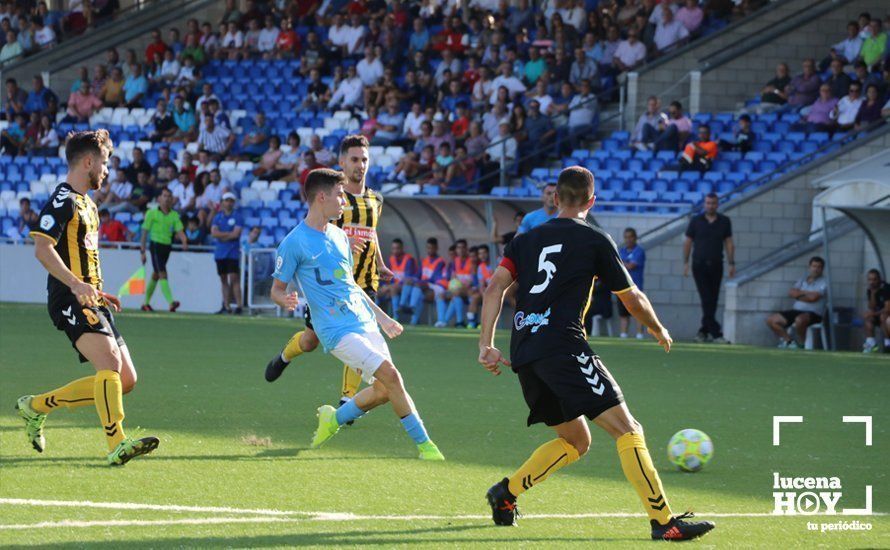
xmin=393 ymin=238 xmax=404 ymax=246
xmin=477 ymin=244 xmax=490 ymax=254
xmin=556 ymin=166 xmax=594 ymax=207
xmin=867 ymin=268 xmax=881 ymax=279
xmin=158 ymin=186 xmax=172 ymax=196
xmin=427 ymin=237 xmax=438 ymax=246
xmin=455 ymin=239 xmax=467 ymax=247
xmin=339 ymin=134 xmax=369 ymax=156
xmin=670 ymin=100 xmax=683 ymax=110
xmin=809 ymin=256 xmax=825 ymax=267
xmin=705 ymin=192 xmax=719 ymax=201
xmin=303 ymin=168 xmax=346 ymax=203
xmin=65 ymin=129 xmax=113 ymax=165
xmin=624 ymin=227 xmax=637 ymax=237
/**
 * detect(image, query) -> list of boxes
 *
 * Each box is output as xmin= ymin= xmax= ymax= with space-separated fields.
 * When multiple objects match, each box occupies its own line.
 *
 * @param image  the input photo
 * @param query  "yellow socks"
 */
xmin=31 ymin=376 xmax=95 ymax=414
xmin=341 ymin=364 xmax=362 ymax=399
xmin=94 ymin=370 xmax=126 ymax=451
xmin=508 ymin=438 xmax=580 ymax=497
xmin=617 ymin=432 xmax=673 ymax=525
xmin=282 ymin=330 xmax=306 ymax=362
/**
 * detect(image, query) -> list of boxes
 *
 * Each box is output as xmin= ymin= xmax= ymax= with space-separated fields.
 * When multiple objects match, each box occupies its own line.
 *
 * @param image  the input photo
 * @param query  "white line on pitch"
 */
xmin=0 ymin=517 xmax=295 ymax=530
xmin=0 ymin=498 xmax=883 ymax=527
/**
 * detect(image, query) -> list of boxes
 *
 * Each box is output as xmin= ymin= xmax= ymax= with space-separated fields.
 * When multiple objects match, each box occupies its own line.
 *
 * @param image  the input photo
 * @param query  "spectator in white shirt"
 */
xmin=403 ymin=102 xmax=427 ymax=140
xmin=32 ymin=16 xmax=56 ymax=48
xmin=648 ymin=1 xmax=678 ymax=26
xmin=526 ymin=78 xmax=554 ymax=115
xmin=485 ymin=121 xmax=517 ymax=164
xmin=327 ymin=13 xmax=349 ymax=51
xmin=328 ymin=65 xmax=363 ymax=109
xmin=435 ymin=49 xmax=462 ymax=87
xmin=833 ymin=82 xmax=864 ymax=130
xmin=613 ymin=28 xmax=647 ymax=72
xmin=819 ymin=21 xmax=863 ymax=71
xmin=104 ymin=171 xmax=134 ymax=213
xmin=257 ymin=15 xmax=280 ymax=56
xmin=160 ymin=50 xmax=181 ymax=83
xmin=343 ymin=13 xmax=366 ymax=56
xmin=568 ymin=79 xmax=598 ymax=135
xmin=170 ymin=171 xmax=197 ymax=212
xmin=570 ymin=46 xmax=599 ymax=85
xmin=221 ymin=22 xmax=244 ymax=60
xmin=490 ymin=62 xmax=527 ymax=105
xmin=356 ymin=46 xmax=384 ymax=87
xmin=654 ymin=7 xmax=689 ymax=52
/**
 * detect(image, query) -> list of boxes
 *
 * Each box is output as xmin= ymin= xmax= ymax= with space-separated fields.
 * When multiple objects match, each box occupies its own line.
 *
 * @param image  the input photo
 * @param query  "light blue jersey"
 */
xmin=273 ymin=222 xmax=378 ymax=352
xmin=517 ymin=207 xmax=557 ymax=234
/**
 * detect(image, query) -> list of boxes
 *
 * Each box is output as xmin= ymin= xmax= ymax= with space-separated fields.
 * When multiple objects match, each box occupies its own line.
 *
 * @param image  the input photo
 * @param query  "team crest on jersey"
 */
xmin=39 ymin=215 xmax=54 ymax=230
xmin=514 ymin=308 xmax=551 ymax=333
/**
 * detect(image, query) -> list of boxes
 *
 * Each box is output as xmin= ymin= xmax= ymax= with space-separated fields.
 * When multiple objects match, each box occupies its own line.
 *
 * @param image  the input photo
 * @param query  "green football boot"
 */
xmin=15 ymin=395 xmax=46 ymax=453
xmin=107 ymin=436 xmax=160 ymax=466
xmin=418 ymin=440 xmax=445 ymax=461
xmin=310 ymin=405 xmax=340 ymax=448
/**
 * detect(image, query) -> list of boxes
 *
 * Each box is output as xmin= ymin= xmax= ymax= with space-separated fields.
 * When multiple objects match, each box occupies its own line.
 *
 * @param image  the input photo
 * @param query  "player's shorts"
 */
xmin=216 ymin=258 xmax=240 ymax=275
xmin=779 ymin=309 xmax=822 ymax=326
xmin=515 ymin=347 xmax=624 ymax=427
xmin=305 ymin=288 xmax=376 ymax=331
xmin=48 ymin=293 xmax=125 ymax=363
xmin=331 ymin=331 xmax=391 ymax=384
xmin=149 ymin=242 xmax=172 ymax=273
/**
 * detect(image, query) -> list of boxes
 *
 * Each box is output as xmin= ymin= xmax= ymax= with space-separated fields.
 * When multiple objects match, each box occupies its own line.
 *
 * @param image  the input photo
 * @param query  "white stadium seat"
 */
xmin=269 ymin=181 xmax=286 ymax=191
xmin=251 ymin=180 xmax=270 ymax=191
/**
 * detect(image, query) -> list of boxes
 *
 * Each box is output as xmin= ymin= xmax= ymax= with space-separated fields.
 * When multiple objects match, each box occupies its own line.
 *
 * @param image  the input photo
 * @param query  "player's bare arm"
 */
xmin=617 ymin=287 xmax=672 ymax=353
xmin=33 ymin=235 xmax=99 ymax=307
xmin=176 ymin=230 xmax=189 ymax=252
xmin=682 ymin=236 xmax=692 ymax=277
xmin=270 ymin=279 xmax=298 ymax=311
xmin=139 ymin=228 xmax=148 ymax=264
xmin=477 ymin=266 xmax=514 ymax=376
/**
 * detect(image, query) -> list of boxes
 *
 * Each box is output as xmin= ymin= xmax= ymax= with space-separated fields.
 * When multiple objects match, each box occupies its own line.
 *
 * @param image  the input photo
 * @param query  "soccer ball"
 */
xmin=448 ymin=278 xmax=463 ymax=293
xmin=667 ymin=429 xmax=714 ymax=472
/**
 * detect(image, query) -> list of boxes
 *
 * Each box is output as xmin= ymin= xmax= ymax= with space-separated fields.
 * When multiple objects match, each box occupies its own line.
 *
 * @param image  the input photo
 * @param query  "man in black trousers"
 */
xmin=683 ymin=193 xmax=735 ymax=343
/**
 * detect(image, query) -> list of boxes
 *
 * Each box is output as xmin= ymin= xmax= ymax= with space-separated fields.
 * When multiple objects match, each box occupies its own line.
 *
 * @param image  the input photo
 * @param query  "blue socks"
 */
xmin=400 ymin=413 xmax=430 ymax=444
xmin=335 ymin=399 xmax=366 ymax=426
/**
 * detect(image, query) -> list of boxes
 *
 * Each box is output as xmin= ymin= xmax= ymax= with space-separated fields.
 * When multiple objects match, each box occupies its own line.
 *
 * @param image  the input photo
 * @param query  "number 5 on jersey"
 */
xmin=530 ymin=244 xmax=563 ymax=294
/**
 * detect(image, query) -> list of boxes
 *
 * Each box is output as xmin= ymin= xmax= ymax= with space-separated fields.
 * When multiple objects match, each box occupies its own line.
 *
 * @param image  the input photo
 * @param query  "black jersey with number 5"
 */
xmin=500 ymin=217 xmax=635 ymax=368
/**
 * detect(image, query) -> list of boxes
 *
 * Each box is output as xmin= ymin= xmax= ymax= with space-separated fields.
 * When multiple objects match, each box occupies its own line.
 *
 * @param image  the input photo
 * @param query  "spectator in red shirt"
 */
xmin=679 ymin=125 xmax=718 ymax=172
xmin=144 ymin=28 xmax=168 ymax=64
xmin=433 ymin=16 xmax=466 ymax=55
xmin=275 ymin=17 xmax=300 ymax=58
xmin=451 ymin=101 xmax=471 ymax=140
xmin=99 ymin=209 xmax=134 ymax=243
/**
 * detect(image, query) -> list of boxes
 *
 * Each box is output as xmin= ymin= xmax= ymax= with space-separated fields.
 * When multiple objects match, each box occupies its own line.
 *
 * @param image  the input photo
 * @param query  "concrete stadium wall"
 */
xmin=638 ymin=130 xmax=890 ymax=344
xmin=0 ymin=244 xmax=223 ymax=313
xmin=631 ymin=0 xmax=887 ymax=119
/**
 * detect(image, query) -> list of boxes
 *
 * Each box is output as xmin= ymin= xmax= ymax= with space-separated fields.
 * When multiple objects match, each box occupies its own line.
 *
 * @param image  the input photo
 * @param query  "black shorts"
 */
xmin=515 ymin=347 xmax=624 ymax=427
xmin=149 ymin=242 xmax=172 ymax=273
xmin=48 ymin=293 xmax=125 ymax=363
xmin=779 ymin=309 xmax=822 ymax=326
xmin=304 ymin=288 xmax=376 ymax=331
xmin=216 ymin=258 xmax=240 ymax=275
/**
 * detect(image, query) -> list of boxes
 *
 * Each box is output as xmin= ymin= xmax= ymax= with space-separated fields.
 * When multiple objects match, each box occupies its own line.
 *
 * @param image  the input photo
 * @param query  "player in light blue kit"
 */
xmin=270 ymin=168 xmax=445 ymax=460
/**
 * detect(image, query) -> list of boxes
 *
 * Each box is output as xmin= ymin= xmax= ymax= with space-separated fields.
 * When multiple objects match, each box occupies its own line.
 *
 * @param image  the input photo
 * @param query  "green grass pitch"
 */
xmin=0 ymin=302 xmax=887 ymax=548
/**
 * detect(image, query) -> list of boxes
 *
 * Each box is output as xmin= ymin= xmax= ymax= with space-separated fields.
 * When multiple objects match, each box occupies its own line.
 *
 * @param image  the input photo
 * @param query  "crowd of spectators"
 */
xmin=4 ymin=0 xmax=763 ymax=196
xmin=754 ymin=13 xmax=889 ymax=133
xmin=0 ymin=0 xmax=120 ymax=65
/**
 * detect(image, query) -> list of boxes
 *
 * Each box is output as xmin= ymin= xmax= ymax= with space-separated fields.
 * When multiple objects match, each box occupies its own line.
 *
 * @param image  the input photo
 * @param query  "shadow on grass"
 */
xmin=0 ymin=451 xmax=413 ymax=468
xmin=22 ymin=523 xmax=639 ymax=548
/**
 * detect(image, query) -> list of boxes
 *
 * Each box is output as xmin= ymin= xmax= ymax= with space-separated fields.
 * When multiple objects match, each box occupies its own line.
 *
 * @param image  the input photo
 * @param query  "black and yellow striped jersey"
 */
xmin=336 ymin=188 xmax=383 ymax=292
xmin=30 ymin=183 xmax=103 ymax=299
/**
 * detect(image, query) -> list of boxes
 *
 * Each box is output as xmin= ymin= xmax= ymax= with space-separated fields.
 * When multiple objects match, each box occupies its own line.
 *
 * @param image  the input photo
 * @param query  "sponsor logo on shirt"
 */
xmin=514 ymin=308 xmax=551 ymax=333
xmin=341 ymin=225 xmax=376 ymax=240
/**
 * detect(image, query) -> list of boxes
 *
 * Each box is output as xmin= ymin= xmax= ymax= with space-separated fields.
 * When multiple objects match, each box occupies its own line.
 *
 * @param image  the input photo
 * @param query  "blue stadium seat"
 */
xmin=683 ymin=191 xmax=704 ymax=203
xmin=490 ymin=186 xmax=509 ymax=197
xmin=261 ymin=216 xmax=278 ymax=227
xmin=717 ymin=181 xmax=735 ymax=194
